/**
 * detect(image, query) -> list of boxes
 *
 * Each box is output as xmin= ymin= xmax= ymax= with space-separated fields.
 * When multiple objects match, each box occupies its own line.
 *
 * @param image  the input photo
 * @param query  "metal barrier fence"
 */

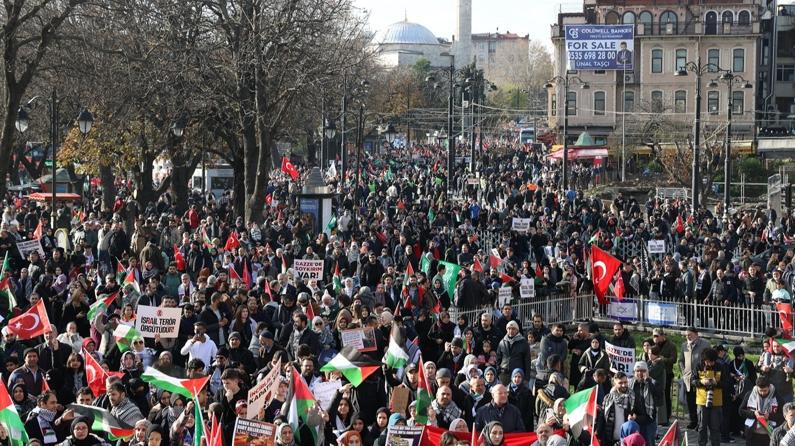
xmin=594 ymin=296 xmax=794 ymax=339
xmin=448 ymin=295 xmax=595 ymax=328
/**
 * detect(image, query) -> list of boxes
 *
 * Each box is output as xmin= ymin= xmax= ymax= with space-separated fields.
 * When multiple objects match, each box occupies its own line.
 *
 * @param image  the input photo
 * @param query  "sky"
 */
xmin=352 ymin=0 xmax=582 ymax=50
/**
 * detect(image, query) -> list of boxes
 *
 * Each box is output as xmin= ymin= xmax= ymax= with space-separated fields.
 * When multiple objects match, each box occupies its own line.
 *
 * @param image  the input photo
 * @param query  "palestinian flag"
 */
xmin=563 ymin=386 xmax=597 ymax=437
xmin=757 ymin=415 xmax=774 ymax=436
xmin=0 ymin=277 xmax=16 ymax=316
xmin=202 ymin=227 xmax=212 ymax=249
xmin=288 ymin=366 xmax=318 ymax=443
xmin=428 ymin=208 xmax=436 ymax=224
xmin=116 ymin=260 xmax=126 ymax=284
xmin=420 ymin=255 xmax=431 ymax=275
xmin=415 ymin=356 xmax=434 ymax=425
xmin=438 ymin=261 xmax=462 ymax=299
xmin=658 ymin=420 xmax=681 ymax=446
xmin=122 ymin=269 xmax=140 ymax=294
xmin=141 ymin=367 xmax=210 ymax=398
xmin=319 ymin=346 xmax=380 ymax=387
xmin=333 ymin=263 xmax=343 ymax=293
xmin=0 ymin=380 xmax=28 ymax=446
xmin=67 ymin=404 xmax=134 ymax=439
xmin=87 ymin=291 xmax=119 ymax=322
xmin=776 ymin=338 xmax=795 ymax=353
xmin=326 ymin=214 xmax=337 ymax=232
xmin=193 ymin=396 xmax=205 ymax=446
xmin=113 ymin=324 xmax=142 ymax=352
xmin=383 ymin=324 xmax=409 ymax=369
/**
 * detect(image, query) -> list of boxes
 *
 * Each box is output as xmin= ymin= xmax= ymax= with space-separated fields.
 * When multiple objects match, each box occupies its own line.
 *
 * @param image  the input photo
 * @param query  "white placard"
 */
xmin=647 ymin=240 xmax=666 ymax=254
xmin=498 ymin=287 xmax=513 ymax=306
xmin=293 ymin=259 xmax=324 ymax=280
xmin=314 ymin=380 xmax=343 ymax=410
xmin=246 ymin=360 xmax=282 ymax=419
xmin=607 ymin=299 xmax=638 ymax=321
xmin=511 ymin=218 xmax=531 ymax=232
xmin=134 ymin=305 xmax=182 ymax=338
xmin=16 ymin=239 xmax=44 ymax=259
xmin=520 ymin=278 xmax=535 ymax=298
xmin=605 ymin=341 xmax=636 ymax=374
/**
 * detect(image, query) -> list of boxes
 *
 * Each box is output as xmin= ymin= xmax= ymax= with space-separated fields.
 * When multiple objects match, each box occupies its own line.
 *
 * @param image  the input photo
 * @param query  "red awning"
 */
xmin=27 ymin=192 xmax=82 ymax=202
xmin=546 ymin=146 xmax=608 ymax=160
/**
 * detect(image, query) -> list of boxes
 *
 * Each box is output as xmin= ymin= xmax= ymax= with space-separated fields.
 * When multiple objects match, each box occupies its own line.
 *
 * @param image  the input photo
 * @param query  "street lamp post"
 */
xmin=710 ymin=71 xmax=752 ymax=216
xmin=426 ymin=54 xmax=456 ymax=195
xmin=16 ymin=90 xmax=93 ymax=228
xmin=544 ymin=72 xmax=589 ymax=193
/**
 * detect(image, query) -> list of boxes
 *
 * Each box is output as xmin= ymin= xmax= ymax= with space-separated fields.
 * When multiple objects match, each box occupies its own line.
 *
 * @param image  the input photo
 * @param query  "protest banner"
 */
xmin=520 ymin=278 xmax=535 ymax=298
xmin=605 ymin=341 xmax=636 ymax=374
xmin=16 ymin=239 xmax=44 ymax=258
xmin=293 ymin=259 xmax=324 ymax=280
xmin=647 ymin=240 xmax=666 ymax=254
xmin=340 ymin=327 xmax=377 ymax=352
xmin=511 ymin=218 xmax=531 ymax=232
xmin=386 ymin=426 xmax=424 ymax=446
xmin=247 ymin=360 xmax=282 ymax=418
xmin=498 ymin=287 xmax=513 ymax=306
xmin=134 ymin=306 xmax=181 ymax=338
xmin=314 ymin=380 xmax=342 ymax=411
xmin=233 ymin=418 xmax=276 ymax=446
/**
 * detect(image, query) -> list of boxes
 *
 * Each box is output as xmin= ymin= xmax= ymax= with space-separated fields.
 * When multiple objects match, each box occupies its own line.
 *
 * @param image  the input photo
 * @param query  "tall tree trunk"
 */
xmin=171 ymin=155 xmax=201 ymax=216
xmin=232 ymin=157 xmax=246 ymax=218
xmin=99 ymin=165 xmax=116 ymax=212
xmin=0 ymin=92 xmax=22 ymax=198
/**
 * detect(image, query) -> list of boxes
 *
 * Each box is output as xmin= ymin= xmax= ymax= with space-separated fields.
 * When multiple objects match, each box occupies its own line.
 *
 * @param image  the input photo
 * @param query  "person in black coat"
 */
xmin=507 ymin=368 xmax=534 ymax=433
xmin=474 ymin=384 xmax=525 ymax=433
xmin=199 ymin=292 xmax=231 ymax=347
xmin=216 ymin=368 xmax=247 ymax=446
xmin=495 ymin=321 xmax=532 ymax=385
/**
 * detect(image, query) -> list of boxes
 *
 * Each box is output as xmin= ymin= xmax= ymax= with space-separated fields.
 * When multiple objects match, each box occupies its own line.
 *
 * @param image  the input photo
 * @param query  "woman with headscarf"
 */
xmin=81 ymin=338 xmax=102 ymax=363
xmin=483 ymin=367 xmax=499 ymax=391
xmin=428 ymin=277 xmax=450 ymax=311
xmin=61 ymin=285 xmax=91 ymax=338
xmin=453 ymin=315 xmax=469 ymax=339
xmin=312 ymin=316 xmax=335 ymax=354
xmin=120 ymin=351 xmax=142 ymax=384
xmin=577 ymin=338 xmax=610 ymax=389
xmin=428 ymin=313 xmax=455 ymax=359
xmin=373 ymin=414 xmax=406 ymax=446
xmin=482 ymin=421 xmax=505 ymax=446
xmin=337 ymin=428 xmax=363 ymax=446
xmin=455 ymin=355 xmax=481 ymax=389
xmin=276 ymin=423 xmax=296 ymax=446
xmin=58 ymin=353 xmax=87 ymax=405
xmin=507 ymin=369 xmax=534 ymax=432
xmin=325 ymin=390 xmax=358 ymax=440
xmin=448 ymin=418 xmax=468 ymax=432
xmin=368 ymin=408 xmax=389 ymax=445
xmin=541 ymin=398 xmax=567 ymax=431
xmin=169 ymin=398 xmax=197 ymax=446
xmin=10 ymin=383 xmax=35 ymax=420
xmin=55 ymin=416 xmax=106 ymax=446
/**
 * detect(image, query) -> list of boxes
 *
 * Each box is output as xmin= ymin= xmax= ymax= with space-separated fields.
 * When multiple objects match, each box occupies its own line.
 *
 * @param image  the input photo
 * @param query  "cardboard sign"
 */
xmin=520 ymin=278 xmax=535 ymax=298
xmin=390 ymin=386 xmax=411 ymax=416
xmin=314 ymin=380 xmax=342 ymax=411
xmin=340 ymin=327 xmax=377 ymax=352
xmin=134 ymin=306 xmax=182 ymax=338
xmin=498 ymin=287 xmax=513 ymax=306
xmin=293 ymin=259 xmax=324 ymax=280
xmin=386 ymin=426 xmax=423 ymax=446
xmin=232 ymin=418 xmax=276 ymax=446
xmin=16 ymin=239 xmax=44 ymax=259
xmin=647 ymin=240 xmax=666 ymax=254
xmin=246 ymin=360 xmax=282 ymax=419
xmin=511 ymin=218 xmax=531 ymax=232
xmin=605 ymin=341 xmax=636 ymax=375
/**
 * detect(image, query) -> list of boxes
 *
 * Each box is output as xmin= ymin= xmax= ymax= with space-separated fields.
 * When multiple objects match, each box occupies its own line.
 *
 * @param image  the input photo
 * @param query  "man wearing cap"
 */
xmin=180 ymin=321 xmax=217 ymax=373
xmin=437 ymin=338 xmax=466 ymax=374
xmin=680 ymin=326 xmax=710 ymax=429
xmin=652 ymin=327 xmax=677 ymax=422
xmin=227 ymin=331 xmax=255 ymax=374
xmin=628 ymin=361 xmax=660 ymax=446
xmin=496 ymin=320 xmax=532 ymax=385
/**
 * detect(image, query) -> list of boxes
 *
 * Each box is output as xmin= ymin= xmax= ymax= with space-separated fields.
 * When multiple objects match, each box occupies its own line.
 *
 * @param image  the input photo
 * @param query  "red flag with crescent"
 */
xmin=83 ymin=349 xmax=109 ymax=397
xmin=7 ymin=298 xmax=50 ymax=340
xmin=591 ymin=245 xmax=621 ymax=305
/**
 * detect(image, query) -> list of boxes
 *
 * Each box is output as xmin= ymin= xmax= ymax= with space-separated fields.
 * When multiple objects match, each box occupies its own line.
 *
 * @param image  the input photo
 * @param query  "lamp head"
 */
xmin=15 ymin=107 xmax=29 ymax=134
xmin=77 ymin=108 xmax=94 ymax=135
xmin=674 ymin=68 xmax=688 ymax=77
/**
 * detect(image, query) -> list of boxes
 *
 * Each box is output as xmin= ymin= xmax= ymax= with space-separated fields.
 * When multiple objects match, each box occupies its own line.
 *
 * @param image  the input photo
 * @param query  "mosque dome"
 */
xmin=378 ymin=20 xmax=440 ymax=45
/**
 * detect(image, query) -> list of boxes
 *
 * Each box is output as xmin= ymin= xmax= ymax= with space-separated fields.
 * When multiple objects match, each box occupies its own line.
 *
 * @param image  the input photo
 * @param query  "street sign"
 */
xmin=564 ymin=25 xmax=634 ymax=71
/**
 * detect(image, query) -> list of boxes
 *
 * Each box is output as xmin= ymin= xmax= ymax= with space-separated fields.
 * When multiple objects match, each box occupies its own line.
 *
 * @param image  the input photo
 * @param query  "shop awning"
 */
xmin=27 ymin=192 xmax=82 ymax=202
xmin=546 ymin=147 xmax=609 ymax=160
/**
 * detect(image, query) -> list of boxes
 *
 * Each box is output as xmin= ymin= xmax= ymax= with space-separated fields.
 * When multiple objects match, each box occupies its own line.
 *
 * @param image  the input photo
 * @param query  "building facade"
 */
xmin=549 ymin=0 xmax=762 ymax=145
xmin=472 ymin=32 xmax=531 ymax=87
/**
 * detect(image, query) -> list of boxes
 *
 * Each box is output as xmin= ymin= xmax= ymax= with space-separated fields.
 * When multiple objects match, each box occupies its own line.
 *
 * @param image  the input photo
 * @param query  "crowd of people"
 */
xmin=0 ymin=144 xmax=791 ymax=446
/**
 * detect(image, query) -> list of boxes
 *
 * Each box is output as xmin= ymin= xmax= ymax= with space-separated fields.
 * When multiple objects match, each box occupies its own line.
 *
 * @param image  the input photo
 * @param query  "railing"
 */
xmin=594 ymin=296 xmax=794 ymax=339
xmin=448 ymin=294 xmax=595 ymax=328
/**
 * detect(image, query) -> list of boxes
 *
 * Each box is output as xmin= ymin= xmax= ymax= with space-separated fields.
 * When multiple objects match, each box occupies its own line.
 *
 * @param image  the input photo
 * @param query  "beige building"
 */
xmin=472 ymin=32 xmax=530 ymax=86
xmin=548 ymin=0 xmax=761 ymax=145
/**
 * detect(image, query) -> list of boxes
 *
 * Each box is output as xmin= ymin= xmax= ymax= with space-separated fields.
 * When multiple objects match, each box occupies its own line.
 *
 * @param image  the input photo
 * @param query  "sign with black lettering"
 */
xmin=134 ymin=305 xmax=181 ymax=338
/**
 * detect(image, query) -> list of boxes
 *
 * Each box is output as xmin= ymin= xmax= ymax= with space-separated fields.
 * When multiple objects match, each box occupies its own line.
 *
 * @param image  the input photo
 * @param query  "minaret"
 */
xmin=454 ymin=0 xmax=472 ymax=68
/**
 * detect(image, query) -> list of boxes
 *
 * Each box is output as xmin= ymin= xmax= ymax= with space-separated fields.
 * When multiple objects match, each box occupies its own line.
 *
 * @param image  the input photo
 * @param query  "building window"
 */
xmin=624 ymin=91 xmax=635 ymax=113
xmin=651 ymin=49 xmax=663 ymax=73
xmin=594 ymin=91 xmax=606 ymax=115
xmin=488 ymin=41 xmax=496 ymax=54
xmin=623 ymin=12 xmax=636 ymax=25
xmin=733 ymin=48 xmax=745 ymax=72
xmin=566 ymin=91 xmax=577 ymax=115
xmin=674 ymin=90 xmax=687 ymax=113
xmin=732 ymin=91 xmax=744 ymax=115
xmin=705 ymin=11 xmax=717 ymax=35
xmin=651 ymin=91 xmax=663 ymax=113
xmin=707 ymin=91 xmax=720 ymax=114
xmin=660 ymin=11 xmax=677 ymax=33
xmin=738 ymin=11 xmax=751 ymax=26
xmin=594 ymin=70 xmax=605 ymax=74
xmin=639 ymin=11 xmax=653 ymax=33
xmin=707 ymin=49 xmax=720 ymax=72
xmin=551 ymin=94 xmax=556 ymax=116
xmin=722 ymin=11 xmax=734 ymax=24
xmin=605 ymin=11 xmax=619 ymax=24
xmin=675 ymin=49 xmax=687 ymax=72
xmin=778 ymin=64 xmax=795 ymax=81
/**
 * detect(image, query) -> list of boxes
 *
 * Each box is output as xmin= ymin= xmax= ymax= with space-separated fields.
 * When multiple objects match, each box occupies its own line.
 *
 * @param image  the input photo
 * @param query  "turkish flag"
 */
xmin=777 ymin=302 xmax=793 ymax=339
xmin=224 ymin=231 xmax=240 ymax=251
xmin=8 ymin=299 xmax=50 ymax=340
xmin=614 ymin=272 xmax=626 ymax=301
xmin=675 ymin=215 xmax=685 ymax=234
xmin=83 ymin=349 xmax=108 ymax=397
xmin=281 ymin=156 xmax=299 ymax=180
xmin=173 ymin=245 xmax=186 ymax=272
xmin=228 ymin=265 xmax=242 ymax=282
xmin=472 ymin=258 xmax=483 ymax=273
xmin=591 ymin=245 xmax=621 ymax=305
xmin=242 ymin=261 xmax=252 ymax=289
xmin=33 ymin=220 xmax=43 ymax=240
xmin=489 ymin=255 xmax=501 ymax=270
xmin=499 ymin=272 xmax=515 ymax=283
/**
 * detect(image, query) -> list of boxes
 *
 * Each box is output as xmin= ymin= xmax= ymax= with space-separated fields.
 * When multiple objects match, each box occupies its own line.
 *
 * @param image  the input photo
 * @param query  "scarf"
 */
xmin=37 ymin=407 xmax=57 ymax=423
xmin=431 ymin=399 xmax=462 ymax=422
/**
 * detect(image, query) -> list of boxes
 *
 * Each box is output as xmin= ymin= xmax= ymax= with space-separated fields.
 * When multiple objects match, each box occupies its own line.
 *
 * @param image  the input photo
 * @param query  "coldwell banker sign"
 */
xmin=564 ymin=25 xmax=634 ymax=70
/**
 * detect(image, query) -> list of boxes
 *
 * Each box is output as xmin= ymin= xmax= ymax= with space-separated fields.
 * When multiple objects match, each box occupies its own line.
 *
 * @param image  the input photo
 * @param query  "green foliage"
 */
xmin=736 ymin=156 xmax=767 ymax=182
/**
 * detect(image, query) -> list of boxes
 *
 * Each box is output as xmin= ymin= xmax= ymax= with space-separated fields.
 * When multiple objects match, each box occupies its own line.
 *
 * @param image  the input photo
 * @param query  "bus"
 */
xmin=519 ymin=128 xmax=535 ymax=144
